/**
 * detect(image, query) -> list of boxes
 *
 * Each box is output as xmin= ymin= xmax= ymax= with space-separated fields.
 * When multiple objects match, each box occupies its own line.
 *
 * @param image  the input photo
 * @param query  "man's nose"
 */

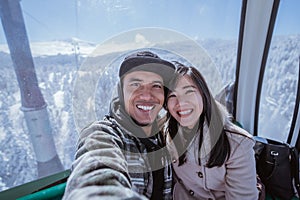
xmin=138 ymin=85 xmax=153 ymax=100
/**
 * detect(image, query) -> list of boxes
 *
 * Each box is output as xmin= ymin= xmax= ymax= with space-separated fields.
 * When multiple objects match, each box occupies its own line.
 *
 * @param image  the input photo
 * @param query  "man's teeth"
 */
xmin=178 ymin=110 xmax=192 ymax=115
xmin=137 ymin=105 xmax=154 ymax=111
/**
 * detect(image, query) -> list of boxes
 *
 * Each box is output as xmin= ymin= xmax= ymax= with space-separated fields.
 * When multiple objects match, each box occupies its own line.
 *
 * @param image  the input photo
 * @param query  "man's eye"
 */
xmin=153 ymin=84 xmax=162 ymax=89
xmin=130 ymin=82 xmax=140 ymax=87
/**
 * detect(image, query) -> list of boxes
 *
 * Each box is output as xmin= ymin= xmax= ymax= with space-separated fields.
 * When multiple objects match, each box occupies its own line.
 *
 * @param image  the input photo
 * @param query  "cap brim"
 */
xmin=120 ymin=60 xmax=175 ymax=86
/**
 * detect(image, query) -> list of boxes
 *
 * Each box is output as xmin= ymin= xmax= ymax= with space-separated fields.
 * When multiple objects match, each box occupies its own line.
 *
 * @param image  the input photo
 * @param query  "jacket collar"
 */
xmin=109 ymin=97 xmax=161 ymax=138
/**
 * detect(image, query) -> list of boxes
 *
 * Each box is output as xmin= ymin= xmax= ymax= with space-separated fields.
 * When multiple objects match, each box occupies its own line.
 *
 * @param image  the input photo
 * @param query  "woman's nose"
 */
xmin=176 ymin=95 xmax=188 ymax=105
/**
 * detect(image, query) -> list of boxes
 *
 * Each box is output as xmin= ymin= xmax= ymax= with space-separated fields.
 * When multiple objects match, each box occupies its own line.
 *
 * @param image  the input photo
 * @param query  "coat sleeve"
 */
xmin=224 ymin=136 xmax=259 ymax=200
xmin=62 ymin=121 xmax=148 ymax=200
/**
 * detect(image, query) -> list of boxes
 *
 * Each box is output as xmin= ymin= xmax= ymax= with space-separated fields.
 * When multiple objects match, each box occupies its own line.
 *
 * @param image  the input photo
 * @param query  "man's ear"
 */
xmin=117 ymin=82 xmax=124 ymax=106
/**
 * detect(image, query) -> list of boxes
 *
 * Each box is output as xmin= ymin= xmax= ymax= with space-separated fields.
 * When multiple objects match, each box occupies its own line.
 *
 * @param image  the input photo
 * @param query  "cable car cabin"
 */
xmin=0 ymin=0 xmax=299 ymax=199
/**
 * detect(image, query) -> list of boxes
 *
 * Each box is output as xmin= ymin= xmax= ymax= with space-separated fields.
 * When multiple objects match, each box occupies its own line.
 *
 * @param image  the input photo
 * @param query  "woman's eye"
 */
xmin=186 ymin=89 xmax=195 ymax=94
xmin=167 ymin=94 xmax=176 ymax=99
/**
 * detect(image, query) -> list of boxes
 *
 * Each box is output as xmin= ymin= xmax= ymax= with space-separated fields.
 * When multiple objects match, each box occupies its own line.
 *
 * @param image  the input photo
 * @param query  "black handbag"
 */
xmin=254 ymin=136 xmax=300 ymax=200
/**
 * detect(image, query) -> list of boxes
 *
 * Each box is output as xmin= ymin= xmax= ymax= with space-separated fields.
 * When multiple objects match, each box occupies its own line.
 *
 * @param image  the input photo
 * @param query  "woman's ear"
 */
xmin=163 ymin=86 xmax=170 ymax=110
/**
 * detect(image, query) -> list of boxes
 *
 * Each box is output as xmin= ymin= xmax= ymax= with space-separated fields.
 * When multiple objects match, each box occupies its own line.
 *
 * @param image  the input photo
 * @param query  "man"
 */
xmin=63 ymin=51 xmax=175 ymax=200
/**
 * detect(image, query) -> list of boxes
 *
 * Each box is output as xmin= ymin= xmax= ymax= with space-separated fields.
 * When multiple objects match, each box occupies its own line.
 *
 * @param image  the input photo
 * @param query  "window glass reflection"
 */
xmin=0 ymin=0 xmax=241 ymax=191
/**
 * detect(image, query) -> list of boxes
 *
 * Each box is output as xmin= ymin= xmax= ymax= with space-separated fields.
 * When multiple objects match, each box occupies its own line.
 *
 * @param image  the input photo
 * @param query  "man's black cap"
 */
xmin=119 ymin=51 xmax=175 ymax=84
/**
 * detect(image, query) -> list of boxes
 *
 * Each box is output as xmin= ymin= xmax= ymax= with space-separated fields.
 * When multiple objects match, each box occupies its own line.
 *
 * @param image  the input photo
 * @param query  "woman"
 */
xmin=164 ymin=63 xmax=258 ymax=199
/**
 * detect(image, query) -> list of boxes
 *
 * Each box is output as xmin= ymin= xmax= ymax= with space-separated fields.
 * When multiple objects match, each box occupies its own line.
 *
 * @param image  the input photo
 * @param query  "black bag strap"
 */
xmin=291 ymin=147 xmax=300 ymax=196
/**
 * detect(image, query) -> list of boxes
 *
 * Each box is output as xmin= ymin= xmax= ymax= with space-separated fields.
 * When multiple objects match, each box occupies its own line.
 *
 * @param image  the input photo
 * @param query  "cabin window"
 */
xmin=257 ymin=0 xmax=300 ymax=143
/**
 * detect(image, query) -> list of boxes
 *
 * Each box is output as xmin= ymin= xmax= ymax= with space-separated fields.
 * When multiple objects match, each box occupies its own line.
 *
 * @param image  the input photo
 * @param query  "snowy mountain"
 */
xmin=0 ymin=34 xmax=299 ymax=191
xmin=0 ymin=37 xmax=96 ymax=57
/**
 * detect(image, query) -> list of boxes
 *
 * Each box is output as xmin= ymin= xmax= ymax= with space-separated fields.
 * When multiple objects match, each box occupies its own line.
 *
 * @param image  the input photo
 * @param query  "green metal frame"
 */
xmin=0 ymin=169 xmax=70 ymax=200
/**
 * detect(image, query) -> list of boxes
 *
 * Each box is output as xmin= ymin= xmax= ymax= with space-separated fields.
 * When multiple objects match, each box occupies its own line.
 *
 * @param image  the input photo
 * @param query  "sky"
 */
xmin=0 ymin=0 xmax=299 ymax=44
